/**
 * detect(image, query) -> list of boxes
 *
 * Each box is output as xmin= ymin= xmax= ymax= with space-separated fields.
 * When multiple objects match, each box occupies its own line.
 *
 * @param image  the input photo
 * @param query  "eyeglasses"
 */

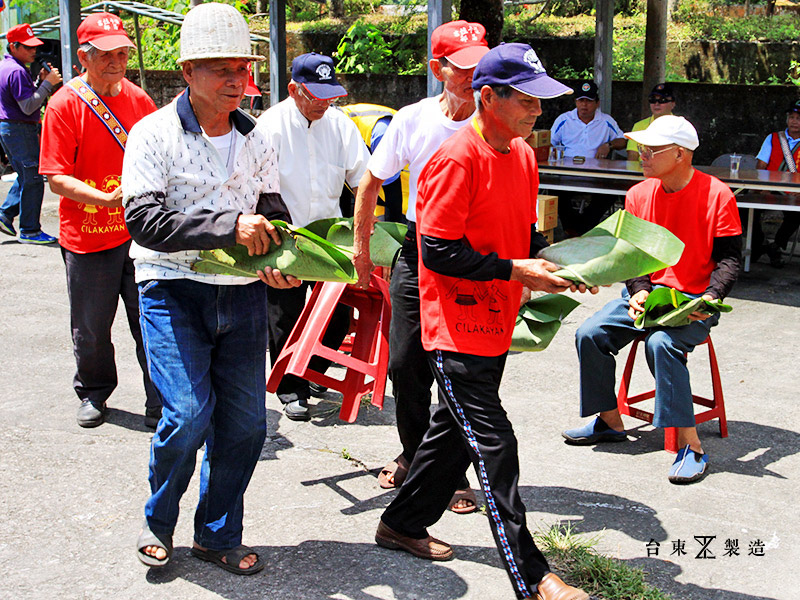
xmin=648 ymin=97 xmax=674 ymax=105
xmin=637 ymin=144 xmax=676 ymax=159
xmin=297 ymin=85 xmax=335 ymax=106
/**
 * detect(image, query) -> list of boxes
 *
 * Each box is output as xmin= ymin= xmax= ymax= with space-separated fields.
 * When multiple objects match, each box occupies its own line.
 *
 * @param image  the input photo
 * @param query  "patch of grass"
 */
xmin=535 ymin=523 xmax=672 ymax=600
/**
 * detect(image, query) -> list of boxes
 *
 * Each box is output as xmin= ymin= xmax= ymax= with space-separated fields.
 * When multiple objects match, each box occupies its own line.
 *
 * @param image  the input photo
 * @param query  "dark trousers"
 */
xmin=266 ymin=281 xmax=351 ymax=403
xmin=382 ymin=350 xmax=550 ymax=599
xmin=388 ymin=227 xmax=469 ymax=489
xmin=557 ymin=191 xmax=615 ymax=236
xmin=61 ymin=241 xmax=159 ymax=409
xmin=740 ymin=207 xmax=800 ymax=255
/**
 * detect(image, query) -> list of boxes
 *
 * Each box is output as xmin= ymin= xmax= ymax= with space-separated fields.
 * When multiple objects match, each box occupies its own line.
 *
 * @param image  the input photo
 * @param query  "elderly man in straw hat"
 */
xmin=122 ymin=3 xmax=299 ymax=574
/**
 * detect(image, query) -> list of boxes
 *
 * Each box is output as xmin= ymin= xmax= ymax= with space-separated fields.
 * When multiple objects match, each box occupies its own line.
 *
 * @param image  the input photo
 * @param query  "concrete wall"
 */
xmin=126 ymin=69 xmax=797 ymax=166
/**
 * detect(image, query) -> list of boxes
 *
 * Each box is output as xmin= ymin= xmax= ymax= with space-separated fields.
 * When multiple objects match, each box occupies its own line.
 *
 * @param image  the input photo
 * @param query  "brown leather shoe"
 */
xmin=534 ymin=573 xmax=589 ymax=600
xmin=375 ymin=521 xmax=454 ymax=561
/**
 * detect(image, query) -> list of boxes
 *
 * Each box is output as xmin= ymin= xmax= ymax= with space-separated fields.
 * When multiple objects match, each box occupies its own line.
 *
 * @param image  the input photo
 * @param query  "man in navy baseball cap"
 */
xmin=471 ymin=42 xmax=572 ymax=99
xmin=290 ymin=52 xmax=347 ymax=100
xmin=375 ymin=41 xmax=592 ymax=600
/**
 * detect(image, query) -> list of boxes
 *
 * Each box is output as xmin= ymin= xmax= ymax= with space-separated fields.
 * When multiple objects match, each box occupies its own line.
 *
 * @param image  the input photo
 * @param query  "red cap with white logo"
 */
xmin=77 ymin=12 xmax=136 ymax=51
xmin=431 ymin=20 xmax=489 ymax=69
xmin=6 ymin=24 xmax=44 ymax=47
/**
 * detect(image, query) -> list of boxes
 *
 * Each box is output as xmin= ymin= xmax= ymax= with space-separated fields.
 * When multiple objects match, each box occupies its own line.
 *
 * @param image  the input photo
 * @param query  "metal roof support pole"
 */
xmin=269 ymin=0 xmax=286 ymax=106
xmin=594 ymin=0 xmax=614 ymax=112
xmin=642 ymin=0 xmax=668 ymax=116
xmin=58 ymin=0 xmax=81 ymax=82
xmin=427 ymin=0 xmax=451 ymax=98
xmin=132 ymin=13 xmax=147 ymax=94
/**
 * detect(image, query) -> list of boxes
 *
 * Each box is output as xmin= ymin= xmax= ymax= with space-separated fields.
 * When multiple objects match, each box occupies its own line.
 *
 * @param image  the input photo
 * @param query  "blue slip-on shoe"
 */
xmin=668 ymin=445 xmax=709 ymax=484
xmin=0 ymin=213 xmax=15 ymax=236
xmin=562 ymin=416 xmax=628 ymax=445
xmin=19 ymin=230 xmax=57 ymax=244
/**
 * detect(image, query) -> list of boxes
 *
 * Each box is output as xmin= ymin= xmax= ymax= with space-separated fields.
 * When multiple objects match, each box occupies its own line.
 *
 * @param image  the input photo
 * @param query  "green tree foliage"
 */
xmin=336 ymin=21 xmax=425 ymax=75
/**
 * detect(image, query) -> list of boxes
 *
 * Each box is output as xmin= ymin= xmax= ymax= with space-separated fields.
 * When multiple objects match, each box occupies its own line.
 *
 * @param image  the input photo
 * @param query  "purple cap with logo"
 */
xmin=471 ymin=43 xmax=572 ymax=100
xmin=291 ymin=53 xmax=347 ymax=100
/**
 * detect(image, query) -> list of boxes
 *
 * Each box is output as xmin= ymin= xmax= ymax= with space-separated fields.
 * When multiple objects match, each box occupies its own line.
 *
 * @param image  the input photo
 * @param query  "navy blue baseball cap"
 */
xmin=291 ymin=52 xmax=347 ymax=100
xmin=471 ymin=43 xmax=572 ymax=100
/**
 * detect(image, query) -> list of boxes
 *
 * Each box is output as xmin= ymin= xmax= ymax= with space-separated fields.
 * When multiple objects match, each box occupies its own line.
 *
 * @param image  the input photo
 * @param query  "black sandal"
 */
xmin=191 ymin=544 xmax=264 ymax=575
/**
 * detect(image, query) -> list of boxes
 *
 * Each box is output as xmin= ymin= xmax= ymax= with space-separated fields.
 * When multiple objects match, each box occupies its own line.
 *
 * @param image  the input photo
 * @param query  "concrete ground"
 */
xmin=0 ymin=184 xmax=797 ymax=600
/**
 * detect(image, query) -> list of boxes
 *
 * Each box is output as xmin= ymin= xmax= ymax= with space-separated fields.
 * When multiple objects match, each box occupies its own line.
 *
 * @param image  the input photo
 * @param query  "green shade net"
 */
xmin=303 ymin=217 xmax=407 ymax=268
xmin=510 ymin=293 xmax=581 ymax=352
xmin=634 ymin=286 xmax=732 ymax=329
xmin=192 ymin=220 xmax=358 ymax=283
xmin=539 ymin=210 xmax=685 ymax=287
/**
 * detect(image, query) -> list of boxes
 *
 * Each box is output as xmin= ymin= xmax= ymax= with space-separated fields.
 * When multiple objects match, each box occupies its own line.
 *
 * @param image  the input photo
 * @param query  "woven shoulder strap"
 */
xmin=777 ymin=130 xmax=798 ymax=173
xmin=66 ymin=77 xmax=128 ymax=150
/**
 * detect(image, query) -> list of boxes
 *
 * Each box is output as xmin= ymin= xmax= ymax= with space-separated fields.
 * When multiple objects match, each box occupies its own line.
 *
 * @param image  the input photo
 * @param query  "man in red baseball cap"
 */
xmin=76 ymin=12 xmax=137 ymax=51
xmin=352 ymin=19 xmax=488 ymax=515
xmin=38 ymin=11 xmax=159 ymax=430
xmin=0 ymin=23 xmax=62 ymax=242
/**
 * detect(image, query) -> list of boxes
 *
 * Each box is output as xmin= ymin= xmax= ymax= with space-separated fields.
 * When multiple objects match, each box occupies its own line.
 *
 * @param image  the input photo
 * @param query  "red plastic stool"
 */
xmin=616 ymin=334 xmax=728 ymax=453
xmin=267 ymin=273 xmax=391 ymax=423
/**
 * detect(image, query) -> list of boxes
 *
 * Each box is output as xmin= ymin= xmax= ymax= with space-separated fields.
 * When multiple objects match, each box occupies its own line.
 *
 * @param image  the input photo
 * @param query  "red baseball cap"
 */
xmin=77 ymin=12 xmax=136 ymax=51
xmin=431 ymin=20 xmax=489 ymax=69
xmin=6 ymin=24 xmax=44 ymax=47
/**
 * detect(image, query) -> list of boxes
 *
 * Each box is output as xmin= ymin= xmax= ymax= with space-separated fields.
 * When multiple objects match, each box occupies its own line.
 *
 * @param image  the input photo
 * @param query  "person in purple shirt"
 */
xmin=0 ymin=23 xmax=61 ymax=243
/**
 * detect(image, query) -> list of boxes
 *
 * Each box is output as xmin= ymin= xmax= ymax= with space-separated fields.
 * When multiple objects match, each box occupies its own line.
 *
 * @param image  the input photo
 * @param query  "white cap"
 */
xmin=624 ymin=115 xmax=699 ymax=151
xmin=177 ymin=2 xmax=266 ymax=64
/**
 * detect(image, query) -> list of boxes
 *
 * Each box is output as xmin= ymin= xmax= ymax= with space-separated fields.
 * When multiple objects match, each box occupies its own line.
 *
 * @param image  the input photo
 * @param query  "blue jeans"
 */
xmin=576 ymin=288 xmax=719 ymax=428
xmin=0 ymin=121 xmax=45 ymax=235
xmin=138 ymin=278 xmax=268 ymax=550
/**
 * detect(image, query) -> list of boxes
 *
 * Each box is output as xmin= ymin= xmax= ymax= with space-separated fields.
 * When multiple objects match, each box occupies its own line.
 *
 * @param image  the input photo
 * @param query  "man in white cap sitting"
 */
xmin=122 ymin=2 xmax=299 ymax=574
xmin=257 ymin=52 xmax=369 ymax=421
xmin=563 ymin=116 xmax=742 ymax=485
xmin=374 ymin=42 xmax=594 ymax=600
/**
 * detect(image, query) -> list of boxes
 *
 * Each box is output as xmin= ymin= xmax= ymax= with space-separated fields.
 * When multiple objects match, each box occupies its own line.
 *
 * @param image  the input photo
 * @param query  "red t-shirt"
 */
xmin=39 ymin=77 xmax=156 ymax=253
xmin=417 ymin=124 xmax=538 ymax=356
xmin=625 ymin=170 xmax=741 ymax=294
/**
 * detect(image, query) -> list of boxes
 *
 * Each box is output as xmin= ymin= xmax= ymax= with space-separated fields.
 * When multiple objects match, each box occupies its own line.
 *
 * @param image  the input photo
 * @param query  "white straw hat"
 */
xmin=177 ymin=2 xmax=265 ymax=64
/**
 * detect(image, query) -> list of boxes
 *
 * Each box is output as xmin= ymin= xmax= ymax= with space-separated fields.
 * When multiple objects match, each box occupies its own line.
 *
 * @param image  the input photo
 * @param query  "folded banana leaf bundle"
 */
xmin=303 ymin=217 xmax=406 ymax=267
xmin=192 ymin=218 xmax=408 ymax=282
xmin=510 ymin=293 xmax=581 ymax=352
xmin=539 ymin=210 xmax=685 ymax=287
xmin=634 ymin=287 xmax=732 ymax=329
xmin=192 ymin=220 xmax=358 ymax=282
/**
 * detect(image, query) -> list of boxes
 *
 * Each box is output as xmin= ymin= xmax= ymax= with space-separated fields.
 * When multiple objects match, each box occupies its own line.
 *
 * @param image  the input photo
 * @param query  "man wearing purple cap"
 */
xmin=374 ymin=43 xmax=593 ymax=600
xmin=257 ymin=53 xmax=369 ymax=421
xmin=39 ymin=12 xmax=159 ymax=429
xmin=0 ymin=23 xmax=61 ymax=243
xmin=352 ymin=20 xmax=490 ymax=514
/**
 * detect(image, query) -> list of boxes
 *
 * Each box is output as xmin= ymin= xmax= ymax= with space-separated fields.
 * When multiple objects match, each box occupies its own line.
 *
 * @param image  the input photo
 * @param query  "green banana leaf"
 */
xmin=634 ymin=286 xmax=732 ymax=329
xmin=192 ymin=220 xmax=357 ymax=283
xmin=539 ymin=210 xmax=685 ymax=287
xmin=303 ymin=217 xmax=407 ymax=267
xmin=510 ymin=293 xmax=581 ymax=352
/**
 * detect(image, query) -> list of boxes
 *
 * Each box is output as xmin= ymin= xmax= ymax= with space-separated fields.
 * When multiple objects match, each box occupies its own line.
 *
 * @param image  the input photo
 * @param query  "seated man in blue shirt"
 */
xmin=549 ymin=80 xmax=626 ymax=236
xmin=748 ymin=99 xmax=800 ymax=267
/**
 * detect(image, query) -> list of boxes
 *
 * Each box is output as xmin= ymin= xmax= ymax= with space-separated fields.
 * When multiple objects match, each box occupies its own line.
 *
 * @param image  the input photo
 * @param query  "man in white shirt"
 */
xmin=352 ymin=20 xmax=490 ymax=514
xmin=257 ymin=53 xmax=369 ymax=420
xmin=549 ymin=80 xmax=626 ymax=235
xmin=550 ymin=80 xmax=625 ymax=159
